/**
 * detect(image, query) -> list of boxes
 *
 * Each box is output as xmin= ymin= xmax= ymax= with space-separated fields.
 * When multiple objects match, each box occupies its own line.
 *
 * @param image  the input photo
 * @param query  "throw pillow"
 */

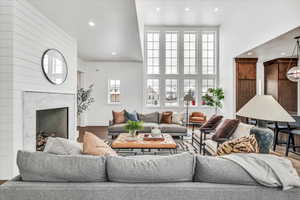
xmin=160 ymin=111 xmax=173 ymax=124
xmin=172 ymin=112 xmax=184 ymax=124
xmin=212 ymin=119 xmax=239 ymax=140
xmin=216 ymin=135 xmax=259 ymax=156
xmin=201 ymin=114 xmax=223 ymax=129
xmin=43 ymin=137 xmax=82 ymax=155
xmin=125 ymin=110 xmax=139 ymax=121
xmin=112 ymin=110 xmax=126 ymax=124
xmin=83 ymin=132 xmax=117 ymax=156
xmin=138 ymin=112 xmax=159 ymax=123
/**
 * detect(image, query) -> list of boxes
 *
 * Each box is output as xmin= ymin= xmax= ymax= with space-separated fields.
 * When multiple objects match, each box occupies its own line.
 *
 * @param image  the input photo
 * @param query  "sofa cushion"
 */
xmin=17 ymin=151 xmax=107 ymax=182
xmin=212 ymin=119 xmax=239 ymax=140
xmin=194 ymin=155 xmax=258 ymax=186
xmin=159 ymin=123 xmax=187 ymax=133
xmin=112 ymin=110 xmax=126 ymax=124
xmin=43 ymin=137 xmax=82 ymax=155
xmin=138 ymin=112 xmax=159 ymax=123
xmin=108 ymin=123 xmax=127 ymax=132
xmin=107 ymin=152 xmax=195 ymax=183
xmin=83 ymin=132 xmax=117 ymax=156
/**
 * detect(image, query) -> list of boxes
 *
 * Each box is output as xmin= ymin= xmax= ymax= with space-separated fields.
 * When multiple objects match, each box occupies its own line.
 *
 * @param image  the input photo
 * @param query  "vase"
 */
xmin=129 ymin=130 xmax=137 ymax=137
xmin=151 ymin=127 xmax=161 ymax=137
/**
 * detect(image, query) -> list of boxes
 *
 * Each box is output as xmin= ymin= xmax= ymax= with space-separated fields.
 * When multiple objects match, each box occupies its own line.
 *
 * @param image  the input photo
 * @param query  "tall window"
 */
xmin=146 ymin=79 xmax=160 ymax=107
xmin=202 ymin=32 xmax=216 ymax=75
xmin=165 ymin=79 xmax=178 ymax=106
xmin=108 ymin=80 xmax=120 ymax=104
xmin=144 ymin=27 xmax=218 ymax=108
xmin=184 ymin=32 xmax=196 ymax=74
xmin=184 ymin=79 xmax=196 ymax=106
xmin=202 ymin=79 xmax=216 ymax=96
xmin=165 ymin=32 xmax=178 ymax=74
xmin=146 ymin=32 xmax=160 ymax=74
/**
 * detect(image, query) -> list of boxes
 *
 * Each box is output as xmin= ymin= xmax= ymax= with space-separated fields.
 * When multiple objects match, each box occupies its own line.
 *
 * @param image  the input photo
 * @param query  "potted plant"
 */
xmin=125 ymin=120 xmax=144 ymax=137
xmin=77 ymin=84 xmax=95 ymax=115
xmin=202 ymin=88 xmax=225 ymax=114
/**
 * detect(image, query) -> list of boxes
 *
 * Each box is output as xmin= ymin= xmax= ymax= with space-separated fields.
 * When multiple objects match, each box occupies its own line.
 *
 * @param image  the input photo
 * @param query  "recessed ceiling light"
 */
xmin=184 ymin=7 xmax=190 ymax=12
xmin=111 ymin=52 xmax=117 ymax=56
xmin=156 ymin=7 xmax=160 ymax=12
xmin=88 ymin=21 xmax=95 ymax=27
xmin=247 ymin=52 xmax=253 ymax=56
xmin=214 ymin=7 xmax=219 ymax=12
xmin=281 ymin=52 xmax=286 ymax=56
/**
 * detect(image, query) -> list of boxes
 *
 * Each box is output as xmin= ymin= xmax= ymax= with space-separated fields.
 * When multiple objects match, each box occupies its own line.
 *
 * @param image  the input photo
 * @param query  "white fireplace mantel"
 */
xmin=23 ymin=91 xmax=77 ymax=151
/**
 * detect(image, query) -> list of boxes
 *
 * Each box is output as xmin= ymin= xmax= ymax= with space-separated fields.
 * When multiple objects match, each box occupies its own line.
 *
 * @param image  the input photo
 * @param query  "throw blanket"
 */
xmin=221 ymin=153 xmax=300 ymax=190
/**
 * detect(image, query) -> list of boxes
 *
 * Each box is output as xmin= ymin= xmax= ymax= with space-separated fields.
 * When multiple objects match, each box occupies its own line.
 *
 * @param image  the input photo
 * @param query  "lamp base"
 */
xmin=251 ymin=125 xmax=274 ymax=154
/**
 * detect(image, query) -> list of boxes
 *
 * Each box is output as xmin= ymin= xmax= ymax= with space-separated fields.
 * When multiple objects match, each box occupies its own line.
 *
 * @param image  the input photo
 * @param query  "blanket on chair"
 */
xmin=221 ymin=153 xmax=300 ymax=190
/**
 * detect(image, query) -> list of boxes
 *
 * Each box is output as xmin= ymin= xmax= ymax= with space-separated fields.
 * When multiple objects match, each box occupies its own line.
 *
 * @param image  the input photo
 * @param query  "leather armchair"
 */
xmin=189 ymin=112 xmax=206 ymax=123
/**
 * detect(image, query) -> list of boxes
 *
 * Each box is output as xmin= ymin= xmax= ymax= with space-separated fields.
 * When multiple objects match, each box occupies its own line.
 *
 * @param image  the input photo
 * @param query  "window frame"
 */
xmin=108 ymin=79 xmax=121 ymax=105
xmin=143 ymin=26 xmax=219 ymax=109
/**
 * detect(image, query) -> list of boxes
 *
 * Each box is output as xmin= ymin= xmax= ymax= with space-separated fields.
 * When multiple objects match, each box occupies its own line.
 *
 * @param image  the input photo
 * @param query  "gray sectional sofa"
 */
xmin=108 ymin=112 xmax=187 ymax=137
xmin=0 ymin=151 xmax=299 ymax=200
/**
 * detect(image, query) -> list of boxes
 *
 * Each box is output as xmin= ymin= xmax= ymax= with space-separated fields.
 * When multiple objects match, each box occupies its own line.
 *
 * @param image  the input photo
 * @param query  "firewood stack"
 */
xmin=36 ymin=132 xmax=56 ymax=151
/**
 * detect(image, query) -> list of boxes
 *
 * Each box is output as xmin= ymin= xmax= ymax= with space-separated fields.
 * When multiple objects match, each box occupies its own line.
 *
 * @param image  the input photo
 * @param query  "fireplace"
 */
xmin=36 ymin=107 xmax=69 ymax=151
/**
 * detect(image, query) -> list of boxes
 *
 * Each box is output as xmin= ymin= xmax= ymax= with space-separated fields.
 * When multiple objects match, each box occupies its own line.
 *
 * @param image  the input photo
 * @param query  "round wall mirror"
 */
xmin=41 ymin=49 xmax=68 ymax=85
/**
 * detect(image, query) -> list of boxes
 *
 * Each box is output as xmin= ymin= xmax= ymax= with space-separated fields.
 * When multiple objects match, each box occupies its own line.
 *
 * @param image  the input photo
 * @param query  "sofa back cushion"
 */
xmin=107 ymin=152 xmax=195 ymax=183
xmin=194 ymin=155 xmax=258 ymax=186
xmin=138 ymin=112 xmax=159 ymax=123
xmin=212 ymin=119 xmax=239 ymax=140
xmin=17 ymin=151 xmax=107 ymax=182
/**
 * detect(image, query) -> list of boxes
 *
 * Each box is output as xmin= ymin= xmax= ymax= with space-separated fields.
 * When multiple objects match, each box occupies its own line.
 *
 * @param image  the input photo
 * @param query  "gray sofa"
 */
xmin=108 ymin=112 xmax=187 ymax=137
xmin=0 ymin=151 xmax=299 ymax=200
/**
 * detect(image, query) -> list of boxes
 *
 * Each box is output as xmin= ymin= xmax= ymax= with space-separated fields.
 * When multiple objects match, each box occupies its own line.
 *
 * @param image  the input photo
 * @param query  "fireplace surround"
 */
xmin=23 ymin=91 xmax=76 ymax=152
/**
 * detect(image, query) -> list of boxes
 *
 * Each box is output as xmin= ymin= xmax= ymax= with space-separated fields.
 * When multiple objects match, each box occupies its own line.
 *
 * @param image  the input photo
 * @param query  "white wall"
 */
xmin=0 ymin=0 xmax=14 ymax=180
xmin=84 ymin=61 xmax=143 ymax=126
xmin=0 ymin=0 xmax=77 ymax=179
xmin=219 ymin=0 xmax=300 ymax=117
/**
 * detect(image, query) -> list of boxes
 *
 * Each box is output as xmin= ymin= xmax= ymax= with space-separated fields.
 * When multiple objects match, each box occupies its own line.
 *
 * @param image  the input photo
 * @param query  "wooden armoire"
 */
xmin=235 ymin=58 xmax=257 ymax=112
xmin=264 ymin=58 xmax=298 ymax=114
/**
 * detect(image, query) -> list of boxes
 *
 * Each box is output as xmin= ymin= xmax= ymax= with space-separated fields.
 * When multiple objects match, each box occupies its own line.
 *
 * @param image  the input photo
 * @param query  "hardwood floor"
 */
xmin=0 ymin=180 xmax=6 ymax=185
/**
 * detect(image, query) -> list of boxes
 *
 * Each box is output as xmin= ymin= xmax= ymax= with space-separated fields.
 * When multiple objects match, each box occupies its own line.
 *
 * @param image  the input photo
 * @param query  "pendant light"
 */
xmin=286 ymin=36 xmax=300 ymax=82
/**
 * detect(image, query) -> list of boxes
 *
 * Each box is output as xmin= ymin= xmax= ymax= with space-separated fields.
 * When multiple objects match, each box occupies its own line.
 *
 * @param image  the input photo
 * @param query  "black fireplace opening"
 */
xmin=36 ymin=107 xmax=69 ymax=151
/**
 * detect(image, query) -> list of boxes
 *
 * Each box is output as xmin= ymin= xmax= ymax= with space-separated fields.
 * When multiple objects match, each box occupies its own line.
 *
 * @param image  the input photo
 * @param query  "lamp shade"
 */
xmin=236 ymin=95 xmax=295 ymax=122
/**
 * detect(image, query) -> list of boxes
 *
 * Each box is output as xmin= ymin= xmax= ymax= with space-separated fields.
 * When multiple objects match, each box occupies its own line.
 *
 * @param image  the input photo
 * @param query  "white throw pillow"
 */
xmin=172 ymin=112 xmax=184 ymax=124
xmin=44 ymin=137 xmax=82 ymax=155
xmin=230 ymin=123 xmax=254 ymax=139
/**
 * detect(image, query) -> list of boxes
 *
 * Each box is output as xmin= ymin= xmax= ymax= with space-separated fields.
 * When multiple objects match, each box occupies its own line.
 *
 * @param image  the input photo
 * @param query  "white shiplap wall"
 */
xmin=0 ymin=0 xmax=15 ymax=180
xmin=0 ymin=0 xmax=77 ymax=179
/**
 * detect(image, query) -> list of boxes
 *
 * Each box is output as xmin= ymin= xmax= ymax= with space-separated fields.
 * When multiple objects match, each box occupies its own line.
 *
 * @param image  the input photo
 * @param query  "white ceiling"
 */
xmin=238 ymin=26 xmax=300 ymax=62
xmin=137 ymin=0 xmax=228 ymax=26
xmin=28 ymin=0 xmax=143 ymax=62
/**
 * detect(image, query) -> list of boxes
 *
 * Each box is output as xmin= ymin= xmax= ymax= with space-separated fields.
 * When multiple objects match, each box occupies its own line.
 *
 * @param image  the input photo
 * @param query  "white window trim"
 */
xmin=107 ymin=79 xmax=121 ymax=105
xmin=143 ymin=26 xmax=219 ymax=109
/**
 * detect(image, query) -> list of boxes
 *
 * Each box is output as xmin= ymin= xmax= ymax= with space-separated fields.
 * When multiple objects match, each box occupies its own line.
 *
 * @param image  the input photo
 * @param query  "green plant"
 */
xmin=202 ymin=88 xmax=225 ymax=114
xmin=125 ymin=120 xmax=144 ymax=132
xmin=77 ymin=84 xmax=95 ymax=115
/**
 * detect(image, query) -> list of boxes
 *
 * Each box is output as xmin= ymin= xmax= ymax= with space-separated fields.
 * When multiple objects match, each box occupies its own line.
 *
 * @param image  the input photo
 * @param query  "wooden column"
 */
xmin=235 ymin=58 xmax=257 ymax=110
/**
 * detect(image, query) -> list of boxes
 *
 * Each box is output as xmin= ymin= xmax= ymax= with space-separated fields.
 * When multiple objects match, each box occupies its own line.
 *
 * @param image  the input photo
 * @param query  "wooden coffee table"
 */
xmin=111 ymin=133 xmax=177 ymax=154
